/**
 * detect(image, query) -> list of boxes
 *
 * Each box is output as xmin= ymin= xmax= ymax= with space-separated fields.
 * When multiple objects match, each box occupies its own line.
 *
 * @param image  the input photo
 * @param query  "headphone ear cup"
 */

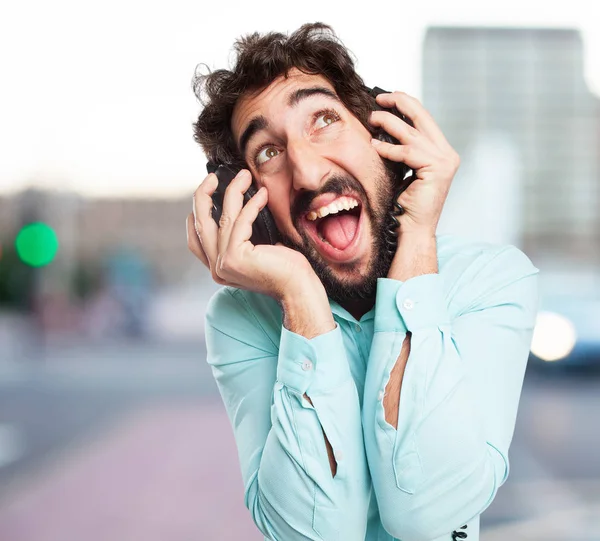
xmin=207 ymin=163 xmax=280 ymax=246
xmin=366 ymin=85 xmax=416 ymax=255
xmin=244 ymin=183 xmax=280 ymax=246
xmin=208 ymin=164 xmax=237 ymax=225
xmin=366 ymin=87 xmax=414 ymax=188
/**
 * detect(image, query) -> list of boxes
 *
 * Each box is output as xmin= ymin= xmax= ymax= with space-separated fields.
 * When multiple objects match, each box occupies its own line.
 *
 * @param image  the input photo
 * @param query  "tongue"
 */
xmin=320 ymin=214 xmax=359 ymax=250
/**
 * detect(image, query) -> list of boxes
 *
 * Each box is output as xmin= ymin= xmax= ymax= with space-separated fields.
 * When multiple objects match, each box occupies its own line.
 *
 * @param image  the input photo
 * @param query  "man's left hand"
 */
xmin=369 ymin=92 xmax=460 ymax=238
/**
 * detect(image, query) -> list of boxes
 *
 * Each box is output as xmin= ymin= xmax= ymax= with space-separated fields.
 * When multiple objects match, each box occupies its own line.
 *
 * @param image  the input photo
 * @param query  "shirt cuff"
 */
xmin=276 ymin=323 xmax=352 ymax=396
xmin=374 ymin=273 xmax=451 ymax=333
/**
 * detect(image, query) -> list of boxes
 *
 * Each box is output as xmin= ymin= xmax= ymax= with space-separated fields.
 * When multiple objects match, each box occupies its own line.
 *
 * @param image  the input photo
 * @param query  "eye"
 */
xmin=314 ymin=109 xmax=340 ymax=130
xmin=252 ymin=109 xmax=341 ymax=168
xmin=255 ymin=145 xmax=280 ymax=166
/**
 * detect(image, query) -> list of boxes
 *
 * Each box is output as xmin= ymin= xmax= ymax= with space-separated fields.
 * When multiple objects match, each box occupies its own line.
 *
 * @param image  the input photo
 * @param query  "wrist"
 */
xmin=397 ymin=228 xmax=437 ymax=242
xmin=388 ymin=231 xmax=438 ymax=281
xmin=279 ymin=282 xmax=335 ymax=339
xmin=396 ymin=229 xmax=437 ymax=251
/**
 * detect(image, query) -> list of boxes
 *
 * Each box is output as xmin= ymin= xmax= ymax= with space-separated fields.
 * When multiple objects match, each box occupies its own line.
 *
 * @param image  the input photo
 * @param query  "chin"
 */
xmin=311 ymin=245 xmax=389 ymax=304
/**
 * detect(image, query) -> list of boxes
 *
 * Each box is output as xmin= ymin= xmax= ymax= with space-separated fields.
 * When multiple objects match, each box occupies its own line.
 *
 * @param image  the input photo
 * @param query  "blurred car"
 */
xmin=528 ymin=268 xmax=600 ymax=371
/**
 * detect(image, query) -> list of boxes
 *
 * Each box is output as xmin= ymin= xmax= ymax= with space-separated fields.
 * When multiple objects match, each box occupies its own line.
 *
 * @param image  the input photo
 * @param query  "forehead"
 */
xmin=231 ymin=69 xmax=338 ymax=139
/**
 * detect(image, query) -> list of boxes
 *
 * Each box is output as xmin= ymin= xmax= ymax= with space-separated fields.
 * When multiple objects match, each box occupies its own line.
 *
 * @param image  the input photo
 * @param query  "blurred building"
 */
xmin=0 ymin=189 xmax=197 ymax=288
xmin=0 ymin=196 xmax=19 ymax=237
xmin=75 ymin=195 xmax=194 ymax=286
xmin=423 ymin=27 xmax=600 ymax=264
xmin=0 ymin=189 xmax=216 ymax=338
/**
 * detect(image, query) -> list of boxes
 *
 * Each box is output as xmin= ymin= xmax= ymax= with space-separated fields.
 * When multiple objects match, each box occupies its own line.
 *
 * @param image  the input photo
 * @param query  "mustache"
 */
xmin=290 ymin=174 xmax=369 ymax=224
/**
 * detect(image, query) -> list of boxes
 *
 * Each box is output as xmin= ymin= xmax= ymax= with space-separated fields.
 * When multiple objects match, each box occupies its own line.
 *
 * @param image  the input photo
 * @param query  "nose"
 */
xmin=287 ymin=139 xmax=331 ymax=193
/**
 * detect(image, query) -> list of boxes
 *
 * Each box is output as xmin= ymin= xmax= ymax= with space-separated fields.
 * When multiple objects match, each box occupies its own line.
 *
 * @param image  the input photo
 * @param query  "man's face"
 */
xmin=231 ymin=69 xmax=395 ymax=303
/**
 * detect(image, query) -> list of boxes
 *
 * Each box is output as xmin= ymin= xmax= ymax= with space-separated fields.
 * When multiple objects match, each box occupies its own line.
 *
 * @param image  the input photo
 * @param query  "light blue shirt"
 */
xmin=204 ymin=234 xmax=540 ymax=541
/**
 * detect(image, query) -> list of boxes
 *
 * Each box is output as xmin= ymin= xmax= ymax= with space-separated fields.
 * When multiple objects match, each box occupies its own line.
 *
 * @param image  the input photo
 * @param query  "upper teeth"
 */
xmin=306 ymin=197 xmax=359 ymax=221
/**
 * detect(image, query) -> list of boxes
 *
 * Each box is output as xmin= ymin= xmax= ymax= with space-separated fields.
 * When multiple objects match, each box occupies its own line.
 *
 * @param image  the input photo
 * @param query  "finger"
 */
xmin=229 ymin=186 xmax=269 ymax=248
xmin=217 ymin=169 xmax=253 ymax=253
xmin=186 ymin=212 xmax=209 ymax=268
xmin=192 ymin=173 xmax=220 ymax=267
xmin=374 ymin=92 xmax=452 ymax=151
xmin=371 ymin=139 xmax=431 ymax=170
xmin=193 ymin=172 xmax=219 ymax=221
xmin=198 ymin=172 xmax=219 ymax=195
xmin=187 ymin=212 xmax=244 ymax=287
xmin=370 ymin=110 xmax=420 ymax=145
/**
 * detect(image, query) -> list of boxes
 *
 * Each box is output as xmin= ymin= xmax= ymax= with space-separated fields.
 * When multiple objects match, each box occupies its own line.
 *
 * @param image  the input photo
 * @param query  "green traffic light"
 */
xmin=15 ymin=223 xmax=59 ymax=267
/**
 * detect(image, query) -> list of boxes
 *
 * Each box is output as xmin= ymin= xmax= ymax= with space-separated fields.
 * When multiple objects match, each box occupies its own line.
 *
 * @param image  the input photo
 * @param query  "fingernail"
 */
xmin=371 ymin=138 xmax=381 ymax=146
xmin=237 ymin=169 xmax=251 ymax=179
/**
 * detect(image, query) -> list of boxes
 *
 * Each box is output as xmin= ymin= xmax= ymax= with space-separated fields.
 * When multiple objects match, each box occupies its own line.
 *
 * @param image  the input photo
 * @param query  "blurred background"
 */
xmin=1 ymin=1 xmax=599 ymax=539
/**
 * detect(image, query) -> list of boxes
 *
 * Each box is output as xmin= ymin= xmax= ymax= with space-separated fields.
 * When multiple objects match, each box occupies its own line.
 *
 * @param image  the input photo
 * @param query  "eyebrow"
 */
xmin=238 ymin=86 xmax=342 ymax=160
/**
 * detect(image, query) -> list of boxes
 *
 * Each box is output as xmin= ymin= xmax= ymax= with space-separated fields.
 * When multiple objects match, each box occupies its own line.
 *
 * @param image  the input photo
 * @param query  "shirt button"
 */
xmin=403 ymin=298 xmax=414 ymax=310
xmin=354 ymin=324 xmax=362 ymax=332
xmin=377 ymin=390 xmax=384 ymax=401
xmin=301 ymin=359 xmax=313 ymax=371
xmin=275 ymin=381 xmax=284 ymax=390
xmin=334 ymin=449 xmax=344 ymax=461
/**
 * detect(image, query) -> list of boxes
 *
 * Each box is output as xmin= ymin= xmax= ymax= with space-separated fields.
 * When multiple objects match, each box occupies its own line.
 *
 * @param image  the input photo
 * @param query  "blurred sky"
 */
xmin=1 ymin=0 xmax=598 ymax=198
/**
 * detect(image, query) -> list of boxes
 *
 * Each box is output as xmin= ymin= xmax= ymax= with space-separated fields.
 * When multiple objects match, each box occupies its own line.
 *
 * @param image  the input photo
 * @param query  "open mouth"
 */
xmin=302 ymin=195 xmax=365 ymax=263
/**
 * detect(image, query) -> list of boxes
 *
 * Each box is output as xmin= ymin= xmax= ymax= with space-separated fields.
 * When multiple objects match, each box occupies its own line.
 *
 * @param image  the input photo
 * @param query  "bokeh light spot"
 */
xmin=15 ymin=223 xmax=59 ymax=267
xmin=530 ymin=311 xmax=577 ymax=361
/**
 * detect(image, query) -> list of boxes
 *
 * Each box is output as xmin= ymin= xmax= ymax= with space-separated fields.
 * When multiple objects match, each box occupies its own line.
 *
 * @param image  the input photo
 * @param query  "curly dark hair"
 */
xmin=191 ymin=22 xmax=378 ymax=169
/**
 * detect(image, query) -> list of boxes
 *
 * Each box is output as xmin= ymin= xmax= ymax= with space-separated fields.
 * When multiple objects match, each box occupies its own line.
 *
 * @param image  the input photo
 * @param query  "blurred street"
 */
xmin=0 ymin=342 xmax=598 ymax=541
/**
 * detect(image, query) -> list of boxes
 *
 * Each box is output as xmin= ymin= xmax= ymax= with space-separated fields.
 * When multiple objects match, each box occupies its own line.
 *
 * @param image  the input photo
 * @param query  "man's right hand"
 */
xmin=187 ymin=169 xmax=320 ymax=304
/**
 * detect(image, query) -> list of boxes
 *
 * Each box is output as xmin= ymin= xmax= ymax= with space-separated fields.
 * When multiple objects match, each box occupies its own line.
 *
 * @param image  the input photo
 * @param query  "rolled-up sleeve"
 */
xmin=361 ymin=245 xmax=540 ymax=541
xmin=205 ymin=288 xmax=370 ymax=541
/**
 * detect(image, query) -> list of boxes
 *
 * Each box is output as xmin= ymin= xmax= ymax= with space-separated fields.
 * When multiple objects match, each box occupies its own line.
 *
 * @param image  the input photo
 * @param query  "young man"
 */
xmin=186 ymin=23 xmax=539 ymax=541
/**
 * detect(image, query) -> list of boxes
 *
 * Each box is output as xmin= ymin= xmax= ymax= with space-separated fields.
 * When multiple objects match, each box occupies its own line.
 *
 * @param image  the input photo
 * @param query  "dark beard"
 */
xmin=278 ymin=168 xmax=397 ymax=305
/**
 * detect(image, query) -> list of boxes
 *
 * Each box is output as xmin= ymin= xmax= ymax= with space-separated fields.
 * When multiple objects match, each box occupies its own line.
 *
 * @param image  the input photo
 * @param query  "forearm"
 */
xmin=280 ymin=283 xmax=339 ymax=476
xmin=272 ymin=310 xmax=370 ymax=539
xmin=207 ymin=286 xmax=371 ymax=540
xmin=250 ymin=372 xmax=367 ymax=539
xmin=384 ymin=233 xmax=438 ymax=429
xmin=361 ymin=243 xmax=539 ymax=540
xmin=303 ymin=394 xmax=337 ymax=477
